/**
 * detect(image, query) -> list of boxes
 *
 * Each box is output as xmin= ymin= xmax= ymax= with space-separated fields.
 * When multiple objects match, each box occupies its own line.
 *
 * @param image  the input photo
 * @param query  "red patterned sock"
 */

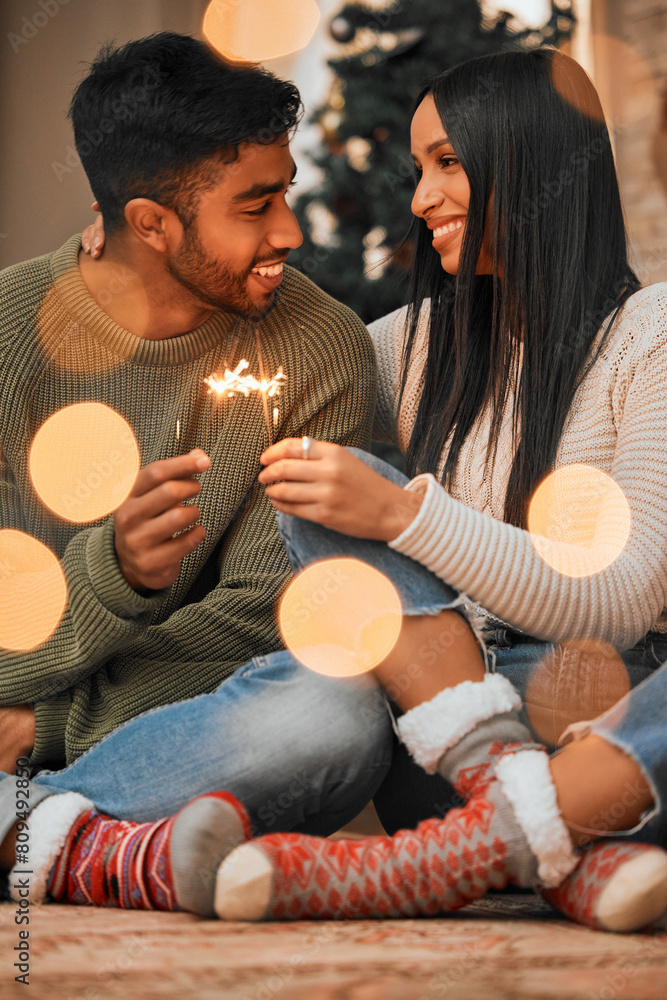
xmin=46 ymin=791 xmax=250 ymax=916
xmin=215 ymin=751 xmax=577 ymax=921
xmin=543 ymin=841 xmax=667 ymax=932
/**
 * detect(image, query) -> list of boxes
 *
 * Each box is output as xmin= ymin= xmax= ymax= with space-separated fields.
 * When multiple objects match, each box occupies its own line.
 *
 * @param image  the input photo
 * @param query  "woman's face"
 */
xmin=410 ymin=95 xmax=493 ymax=276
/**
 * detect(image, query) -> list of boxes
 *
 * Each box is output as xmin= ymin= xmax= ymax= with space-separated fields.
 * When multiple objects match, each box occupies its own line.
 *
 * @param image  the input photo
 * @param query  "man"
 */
xmin=0 ymin=33 xmax=391 ymax=912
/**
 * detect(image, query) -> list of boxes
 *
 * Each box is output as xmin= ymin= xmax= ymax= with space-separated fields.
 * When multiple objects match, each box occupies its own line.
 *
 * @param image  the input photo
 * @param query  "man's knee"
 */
xmin=299 ymin=678 xmax=392 ymax=773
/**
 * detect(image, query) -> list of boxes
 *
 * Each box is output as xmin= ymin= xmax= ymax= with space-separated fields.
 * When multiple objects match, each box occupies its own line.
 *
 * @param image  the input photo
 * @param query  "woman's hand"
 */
xmin=81 ymin=202 xmax=105 ymax=257
xmin=258 ymin=439 xmax=423 ymax=542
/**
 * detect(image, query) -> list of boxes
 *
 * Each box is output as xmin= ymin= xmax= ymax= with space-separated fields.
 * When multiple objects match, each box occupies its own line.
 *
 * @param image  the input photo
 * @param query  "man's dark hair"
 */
xmin=68 ymin=32 xmax=303 ymax=233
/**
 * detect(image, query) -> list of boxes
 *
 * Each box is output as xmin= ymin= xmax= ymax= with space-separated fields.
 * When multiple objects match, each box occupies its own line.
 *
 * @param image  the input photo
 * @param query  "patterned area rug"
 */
xmin=2 ymin=895 xmax=666 ymax=1000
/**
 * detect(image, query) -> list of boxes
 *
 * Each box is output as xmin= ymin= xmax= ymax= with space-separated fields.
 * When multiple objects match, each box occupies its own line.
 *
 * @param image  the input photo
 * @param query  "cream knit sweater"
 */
xmin=368 ymin=284 xmax=667 ymax=652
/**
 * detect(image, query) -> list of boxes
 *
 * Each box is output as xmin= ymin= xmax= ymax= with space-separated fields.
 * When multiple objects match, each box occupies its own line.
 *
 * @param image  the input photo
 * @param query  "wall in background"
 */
xmin=603 ymin=0 xmax=667 ymax=285
xmin=579 ymin=0 xmax=667 ymax=285
xmin=0 ymin=0 xmax=344 ymax=272
xmin=0 ymin=0 xmax=208 ymax=270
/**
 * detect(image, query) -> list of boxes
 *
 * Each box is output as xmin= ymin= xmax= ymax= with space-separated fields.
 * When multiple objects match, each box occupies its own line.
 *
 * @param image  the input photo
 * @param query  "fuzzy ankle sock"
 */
xmin=543 ymin=841 xmax=667 ymax=932
xmin=16 ymin=791 xmax=250 ymax=916
xmin=215 ymin=750 xmax=577 ymax=921
xmin=398 ymin=673 xmax=540 ymax=800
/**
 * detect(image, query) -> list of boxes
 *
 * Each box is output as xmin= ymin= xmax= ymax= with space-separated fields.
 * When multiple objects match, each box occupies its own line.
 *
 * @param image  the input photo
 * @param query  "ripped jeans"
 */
xmin=1 ymin=450 xmax=665 ymax=852
xmin=0 ymin=451 xmax=461 ymax=844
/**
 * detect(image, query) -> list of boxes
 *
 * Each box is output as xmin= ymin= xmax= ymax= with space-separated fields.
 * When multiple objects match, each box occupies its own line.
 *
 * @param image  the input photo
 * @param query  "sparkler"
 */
xmin=204 ymin=331 xmax=286 ymax=445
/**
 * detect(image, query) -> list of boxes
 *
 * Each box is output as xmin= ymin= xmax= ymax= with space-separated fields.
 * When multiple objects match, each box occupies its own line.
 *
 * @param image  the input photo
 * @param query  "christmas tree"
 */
xmin=291 ymin=0 xmax=575 ymax=324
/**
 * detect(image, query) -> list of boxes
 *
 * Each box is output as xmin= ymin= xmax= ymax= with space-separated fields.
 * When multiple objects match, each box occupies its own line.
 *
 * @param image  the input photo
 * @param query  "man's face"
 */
xmin=166 ymin=138 xmax=303 ymax=319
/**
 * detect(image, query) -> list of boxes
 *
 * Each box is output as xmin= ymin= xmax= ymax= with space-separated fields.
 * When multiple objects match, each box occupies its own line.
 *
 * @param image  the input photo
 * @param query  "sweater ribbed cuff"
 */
xmin=87 ymin=519 xmax=168 ymax=619
xmin=32 ymin=693 xmax=71 ymax=766
xmin=388 ymin=474 xmax=448 ymax=559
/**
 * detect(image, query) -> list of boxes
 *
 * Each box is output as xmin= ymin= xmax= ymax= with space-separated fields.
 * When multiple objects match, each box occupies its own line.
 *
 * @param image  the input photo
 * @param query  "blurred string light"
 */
xmin=306 ymin=201 xmax=341 ymax=248
xmin=29 ymin=402 xmax=140 ymax=523
xmin=0 ymin=530 xmax=67 ymax=651
xmin=481 ymin=0 xmax=552 ymax=30
xmin=202 ymin=0 xmax=320 ymax=63
xmin=527 ymin=464 xmax=631 ymax=578
xmin=345 ymin=136 xmax=373 ymax=172
xmin=329 ymin=8 xmax=424 ymax=64
xmin=279 ymin=557 xmax=402 ymax=678
xmin=363 ymin=226 xmax=390 ymax=281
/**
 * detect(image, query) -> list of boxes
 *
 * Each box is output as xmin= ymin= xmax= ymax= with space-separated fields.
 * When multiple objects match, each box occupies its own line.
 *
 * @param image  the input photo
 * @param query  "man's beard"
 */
xmin=166 ymin=223 xmax=278 ymax=321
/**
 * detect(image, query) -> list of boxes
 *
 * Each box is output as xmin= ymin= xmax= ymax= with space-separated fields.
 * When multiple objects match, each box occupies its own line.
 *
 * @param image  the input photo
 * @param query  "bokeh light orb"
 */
xmin=203 ymin=0 xmax=320 ymax=64
xmin=0 ymin=530 xmax=67 ymax=651
xmin=279 ymin=557 xmax=402 ymax=678
xmin=525 ymin=639 xmax=630 ymax=746
xmin=30 ymin=402 xmax=140 ymax=523
xmin=527 ymin=464 xmax=631 ymax=578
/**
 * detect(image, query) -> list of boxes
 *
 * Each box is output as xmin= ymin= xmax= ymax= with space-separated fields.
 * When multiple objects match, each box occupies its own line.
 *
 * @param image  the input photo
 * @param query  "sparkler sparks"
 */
xmin=204 ymin=343 xmax=287 ymax=445
xmin=203 ymin=360 xmax=286 ymax=400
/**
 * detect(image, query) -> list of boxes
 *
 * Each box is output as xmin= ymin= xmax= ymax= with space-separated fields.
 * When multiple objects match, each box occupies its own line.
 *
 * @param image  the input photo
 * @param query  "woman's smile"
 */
xmin=429 ymin=216 xmax=465 ymax=251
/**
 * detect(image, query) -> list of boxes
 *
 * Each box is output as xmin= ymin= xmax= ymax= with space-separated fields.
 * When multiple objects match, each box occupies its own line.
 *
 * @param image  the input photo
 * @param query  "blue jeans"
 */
xmin=376 ymin=631 xmax=667 ymax=843
xmin=587 ymin=659 xmax=667 ymax=844
xmin=0 ymin=450 xmax=459 ymax=844
xmin=335 ymin=460 xmax=667 ymax=848
xmin=2 ymin=451 xmax=665 ymax=849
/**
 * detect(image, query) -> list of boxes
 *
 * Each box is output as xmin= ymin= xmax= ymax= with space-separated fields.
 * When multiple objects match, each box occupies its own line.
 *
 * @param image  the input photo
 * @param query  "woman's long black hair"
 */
xmin=399 ymin=49 xmax=640 ymax=528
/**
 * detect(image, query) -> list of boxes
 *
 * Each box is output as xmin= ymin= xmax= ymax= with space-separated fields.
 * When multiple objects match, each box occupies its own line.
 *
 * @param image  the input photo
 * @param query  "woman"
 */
xmin=27 ymin=47 xmax=667 ymax=931
xmin=210 ymin=48 xmax=667 ymax=928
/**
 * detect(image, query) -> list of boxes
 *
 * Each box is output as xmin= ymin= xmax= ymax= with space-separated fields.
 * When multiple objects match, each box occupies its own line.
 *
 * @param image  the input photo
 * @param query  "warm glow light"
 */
xmin=279 ymin=557 xmax=402 ymax=678
xmin=590 ymin=35 xmax=657 ymax=128
xmin=482 ymin=0 xmax=551 ymax=29
xmin=203 ymin=0 xmax=320 ymax=64
xmin=30 ymin=403 xmax=140 ymax=523
xmin=205 ymin=355 xmax=286 ymax=446
xmin=525 ymin=639 xmax=629 ymax=746
xmin=204 ymin=360 xmax=286 ymax=400
xmin=527 ymin=464 xmax=631 ymax=577
xmin=557 ymin=35 xmax=657 ymax=127
xmin=0 ymin=530 xmax=67 ymax=651
xmin=42 ymin=270 xmax=147 ymax=369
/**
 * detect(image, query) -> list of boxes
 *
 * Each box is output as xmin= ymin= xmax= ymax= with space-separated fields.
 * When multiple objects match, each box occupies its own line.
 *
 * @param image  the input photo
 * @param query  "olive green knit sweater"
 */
xmin=0 ymin=236 xmax=376 ymax=766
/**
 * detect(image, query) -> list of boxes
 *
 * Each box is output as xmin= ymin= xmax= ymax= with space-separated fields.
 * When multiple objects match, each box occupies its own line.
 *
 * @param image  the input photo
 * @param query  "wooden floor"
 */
xmin=2 ymin=894 xmax=666 ymax=1000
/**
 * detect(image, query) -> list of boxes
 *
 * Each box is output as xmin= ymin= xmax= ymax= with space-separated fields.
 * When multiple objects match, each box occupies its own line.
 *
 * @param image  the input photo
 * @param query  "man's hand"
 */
xmin=114 ymin=449 xmax=210 ymax=593
xmin=0 ymin=706 xmax=35 ymax=775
